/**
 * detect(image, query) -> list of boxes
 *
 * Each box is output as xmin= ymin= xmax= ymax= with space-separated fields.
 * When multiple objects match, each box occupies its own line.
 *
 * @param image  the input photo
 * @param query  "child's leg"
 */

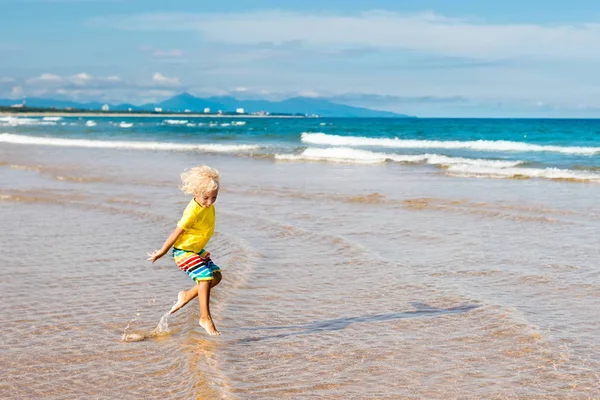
xmin=169 ymin=285 xmax=198 ymax=314
xmin=211 ymin=271 xmax=222 ymax=288
xmin=169 ymin=272 xmax=221 ymax=314
xmin=198 ymin=280 xmax=220 ymax=336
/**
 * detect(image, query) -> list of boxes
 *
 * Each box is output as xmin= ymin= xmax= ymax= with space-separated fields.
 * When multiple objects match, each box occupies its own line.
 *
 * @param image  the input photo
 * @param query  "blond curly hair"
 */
xmin=179 ymin=165 xmax=220 ymax=195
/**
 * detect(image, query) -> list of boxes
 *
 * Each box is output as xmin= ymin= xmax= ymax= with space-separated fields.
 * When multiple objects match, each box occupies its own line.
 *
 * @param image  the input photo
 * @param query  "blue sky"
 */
xmin=1 ymin=0 xmax=600 ymax=117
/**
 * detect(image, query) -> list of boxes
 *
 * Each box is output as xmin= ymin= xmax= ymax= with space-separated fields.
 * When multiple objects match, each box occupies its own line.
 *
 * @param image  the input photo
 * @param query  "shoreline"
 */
xmin=0 ymin=111 xmax=309 ymax=118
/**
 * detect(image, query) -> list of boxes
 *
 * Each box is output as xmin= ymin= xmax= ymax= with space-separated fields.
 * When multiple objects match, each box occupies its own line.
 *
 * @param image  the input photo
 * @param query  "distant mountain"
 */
xmin=0 ymin=92 xmax=411 ymax=118
xmin=154 ymin=93 xmax=408 ymax=117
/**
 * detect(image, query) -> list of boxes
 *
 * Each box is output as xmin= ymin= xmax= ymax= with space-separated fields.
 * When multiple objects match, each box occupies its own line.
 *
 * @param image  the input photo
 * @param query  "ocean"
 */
xmin=1 ymin=115 xmax=599 ymax=399
xmin=2 ymin=116 xmax=600 ymax=181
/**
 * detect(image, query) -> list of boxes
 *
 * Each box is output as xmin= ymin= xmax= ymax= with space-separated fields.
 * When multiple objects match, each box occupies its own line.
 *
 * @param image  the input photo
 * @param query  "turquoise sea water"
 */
xmin=1 ymin=116 xmax=599 ymax=182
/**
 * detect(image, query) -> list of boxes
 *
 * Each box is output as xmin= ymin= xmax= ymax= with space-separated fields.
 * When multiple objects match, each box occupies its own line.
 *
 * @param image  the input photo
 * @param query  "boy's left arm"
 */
xmin=147 ymin=226 xmax=184 ymax=263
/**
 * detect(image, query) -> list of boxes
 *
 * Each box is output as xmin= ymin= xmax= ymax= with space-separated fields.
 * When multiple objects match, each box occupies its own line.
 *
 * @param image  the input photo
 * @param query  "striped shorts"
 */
xmin=172 ymin=248 xmax=221 ymax=282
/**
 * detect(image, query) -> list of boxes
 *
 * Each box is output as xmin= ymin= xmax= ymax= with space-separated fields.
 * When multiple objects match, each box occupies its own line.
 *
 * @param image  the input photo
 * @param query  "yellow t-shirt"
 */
xmin=173 ymin=199 xmax=216 ymax=253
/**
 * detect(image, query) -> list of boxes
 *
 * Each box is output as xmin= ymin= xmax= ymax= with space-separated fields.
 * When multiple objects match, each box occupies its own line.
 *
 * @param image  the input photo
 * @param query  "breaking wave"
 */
xmin=275 ymin=147 xmax=524 ymax=168
xmin=301 ymin=133 xmax=600 ymax=155
xmin=0 ymin=133 xmax=260 ymax=153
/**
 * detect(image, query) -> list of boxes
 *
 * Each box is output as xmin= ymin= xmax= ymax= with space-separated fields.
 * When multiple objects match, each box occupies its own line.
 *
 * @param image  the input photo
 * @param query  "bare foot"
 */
xmin=199 ymin=318 xmax=220 ymax=336
xmin=169 ymin=291 xmax=186 ymax=314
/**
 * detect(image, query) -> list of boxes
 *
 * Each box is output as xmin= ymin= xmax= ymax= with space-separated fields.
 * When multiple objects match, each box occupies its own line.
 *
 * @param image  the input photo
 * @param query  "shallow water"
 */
xmin=1 ymin=141 xmax=599 ymax=399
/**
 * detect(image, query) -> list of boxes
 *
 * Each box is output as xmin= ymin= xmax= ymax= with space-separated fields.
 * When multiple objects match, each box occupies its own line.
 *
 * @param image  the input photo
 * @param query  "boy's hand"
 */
xmin=147 ymin=249 xmax=166 ymax=263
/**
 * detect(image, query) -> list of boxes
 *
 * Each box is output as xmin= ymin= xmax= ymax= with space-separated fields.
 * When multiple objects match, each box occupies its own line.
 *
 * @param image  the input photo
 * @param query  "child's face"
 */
xmin=195 ymin=189 xmax=219 ymax=208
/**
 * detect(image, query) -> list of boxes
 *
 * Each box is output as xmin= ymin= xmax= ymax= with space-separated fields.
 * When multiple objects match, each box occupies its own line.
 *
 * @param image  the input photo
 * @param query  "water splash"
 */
xmin=121 ymin=311 xmax=170 ymax=342
xmin=121 ymin=331 xmax=147 ymax=342
xmin=154 ymin=311 xmax=170 ymax=334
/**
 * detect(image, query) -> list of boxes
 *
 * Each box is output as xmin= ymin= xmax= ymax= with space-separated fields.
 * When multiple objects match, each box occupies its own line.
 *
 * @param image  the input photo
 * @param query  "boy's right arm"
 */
xmin=147 ymin=226 xmax=184 ymax=263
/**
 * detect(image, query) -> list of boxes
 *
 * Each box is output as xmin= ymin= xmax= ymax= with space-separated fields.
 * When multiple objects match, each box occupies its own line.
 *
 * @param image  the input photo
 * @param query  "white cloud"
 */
xmin=26 ymin=72 xmax=98 ymax=86
xmin=20 ymin=72 xmax=181 ymax=92
xmin=152 ymin=72 xmax=181 ymax=86
xmin=6 ymin=72 xmax=183 ymax=102
xmin=34 ymin=73 xmax=62 ymax=82
xmin=93 ymin=11 xmax=600 ymax=61
xmin=298 ymin=90 xmax=320 ymax=98
xmin=24 ymin=72 xmax=127 ymax=90
xmin=73 ymin=72 xmax=92 ymax=80
xmin=71 ymin=73 xmax=94 ymax=85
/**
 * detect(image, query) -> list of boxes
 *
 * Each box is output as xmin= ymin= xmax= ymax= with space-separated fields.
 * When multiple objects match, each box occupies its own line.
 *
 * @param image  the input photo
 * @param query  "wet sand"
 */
xmin=1 ymin=142 xmax=599 ymax=399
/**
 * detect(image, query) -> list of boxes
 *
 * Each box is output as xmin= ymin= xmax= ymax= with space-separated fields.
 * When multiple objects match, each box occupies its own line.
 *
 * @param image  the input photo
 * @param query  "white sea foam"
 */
xmin=0 ymin=133 xmax=261 ymax=153
xmin=0 ymin=116 xmax=57 ymax=126
xmin=275 ymin=147 xmax=599 ymax=182
xmin=276 ymin=147 xmax=394 ymax=164
xmin=42 ymin=116 xmax=62 ymax=121
xmin=119 ymin=122 xmax=133 ymax=128
xmin=163 ymin=119 xmax=188 ymax=125
xmin=232 ymin=121 xmax=247 ymax=126
xmin=301 ymin=132 xmax=600 ymax=155
xmin=85 ymin=120 xmax=97 ymax=127
xmin=446 ymin=164 xmax=600 ymax=182
xmin=275 ymin=147 xmax=524 ymax=168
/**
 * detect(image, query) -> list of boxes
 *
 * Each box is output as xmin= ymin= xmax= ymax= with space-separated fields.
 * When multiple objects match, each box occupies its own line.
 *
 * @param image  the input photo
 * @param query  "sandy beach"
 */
xmin=2 ymin=130 xmax=599 ymax=398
